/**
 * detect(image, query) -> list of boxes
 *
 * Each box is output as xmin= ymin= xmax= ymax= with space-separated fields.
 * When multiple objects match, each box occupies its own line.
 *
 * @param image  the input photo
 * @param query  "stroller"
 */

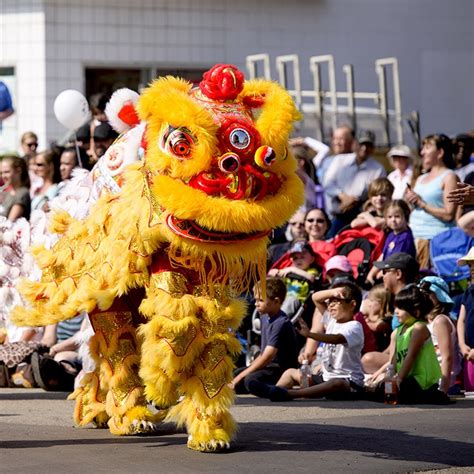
xmin=332 ymin=227 xmax=386 ymax=285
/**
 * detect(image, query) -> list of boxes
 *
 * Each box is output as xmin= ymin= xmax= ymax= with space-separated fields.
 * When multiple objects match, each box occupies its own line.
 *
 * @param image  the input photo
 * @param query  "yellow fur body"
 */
xmin=13 ymin=68 xmax=303 ymax=451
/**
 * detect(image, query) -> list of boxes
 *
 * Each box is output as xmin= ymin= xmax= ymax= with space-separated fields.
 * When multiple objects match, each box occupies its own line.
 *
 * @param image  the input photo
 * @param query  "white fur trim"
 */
xmin=105 ymin=88 xmax=140 ymax=133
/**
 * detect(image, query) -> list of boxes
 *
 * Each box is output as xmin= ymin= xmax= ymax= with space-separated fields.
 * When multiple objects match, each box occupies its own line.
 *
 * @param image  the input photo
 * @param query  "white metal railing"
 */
xmin=246 ymin=53 xmax=403 ymax=146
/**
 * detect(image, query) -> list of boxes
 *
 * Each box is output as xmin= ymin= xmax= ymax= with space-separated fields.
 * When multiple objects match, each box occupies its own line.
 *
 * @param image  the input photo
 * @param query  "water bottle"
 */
xmin=300 ymin=359 xmax=312 ymax=388
xmin=384 ymin=364 xmax=398 ymax=405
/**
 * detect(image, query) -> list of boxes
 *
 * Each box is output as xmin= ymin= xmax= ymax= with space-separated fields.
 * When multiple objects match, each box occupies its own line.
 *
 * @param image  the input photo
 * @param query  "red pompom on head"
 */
xmin=117 ymin=100 xmax=140 ymax=127
xmin=199 ymin=64 xmax=245 ymax=101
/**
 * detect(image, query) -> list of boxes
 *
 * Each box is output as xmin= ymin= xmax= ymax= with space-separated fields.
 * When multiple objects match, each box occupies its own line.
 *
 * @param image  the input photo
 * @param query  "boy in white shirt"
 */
xmin=249 ymin=281 xmax=365 ymax=401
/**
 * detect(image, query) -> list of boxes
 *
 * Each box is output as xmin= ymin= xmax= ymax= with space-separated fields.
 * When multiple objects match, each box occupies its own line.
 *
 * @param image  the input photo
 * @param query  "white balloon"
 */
xmin=53 ymin=89 xmax=90 ymax=130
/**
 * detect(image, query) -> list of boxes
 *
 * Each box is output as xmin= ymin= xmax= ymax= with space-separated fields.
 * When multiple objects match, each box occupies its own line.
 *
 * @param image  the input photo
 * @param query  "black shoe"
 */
xmin=247 ymin=380 xmax=272 ymax=398
xmin=0 ymin=362 xmax=12 ymax=388
xmin=269 ymin=386 xmax=292 ymax=402
xmin=31 ymin=352 xmax=75 ymax=392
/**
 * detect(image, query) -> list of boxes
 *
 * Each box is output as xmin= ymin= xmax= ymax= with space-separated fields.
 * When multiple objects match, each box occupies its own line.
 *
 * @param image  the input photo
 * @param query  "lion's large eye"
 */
xmin=229 ymin=128 xmax=251 ymax=150
xmin=161 ymin=126 xmax=195 ymax=159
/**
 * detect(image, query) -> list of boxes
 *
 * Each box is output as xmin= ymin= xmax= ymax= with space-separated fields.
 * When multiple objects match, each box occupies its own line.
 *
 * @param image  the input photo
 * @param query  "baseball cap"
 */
xmin=387 ymin=144 xmax=413 ymax=160
xmin=325 ymin=255 xmax=353 ymax=274
xmin=374 ymin=252 xmax=419 ymax=275
xmin=289 ymin=240 xmax=313 ymax=255
xmin=93 ymin=121 xmax=118 ymax=140
xmin=357 ymin=130 xmax=375 ymax=145
xmin=419 ymin=276 xmax=454 ymax=307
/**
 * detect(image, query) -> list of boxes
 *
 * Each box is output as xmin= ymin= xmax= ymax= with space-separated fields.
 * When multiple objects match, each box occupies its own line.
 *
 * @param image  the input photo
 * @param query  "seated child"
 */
xmin=323 ymin=256 xmax=376 ymax=353
xmin=268 ymin=239 xmax=320 ymax=303
xmin=296 ymin=256 xmax=356 ymax=366
xmin=420 ymin=276 xmax=461 ymax=394
xmin=368 ymin=284 xmax=447 ymax=404
xmin=366 ymin=199 xmax=416 ymax=285
xmin=324 ymin=254 xmax=354 ymax=286
xmin=360 ymin=285 xmax=393 ymax=351
xmin=248 ymin=281 xmax=366 ymax=401
xmin=230 ymin=277 xmax=298 ymax=394
xmin=350 ymin=178 xmax=394 ymax=230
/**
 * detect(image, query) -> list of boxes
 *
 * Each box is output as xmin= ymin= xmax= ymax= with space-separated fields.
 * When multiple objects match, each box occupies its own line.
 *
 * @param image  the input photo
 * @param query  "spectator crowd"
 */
xmin=1 ymin=85 xmax=474 ymax=409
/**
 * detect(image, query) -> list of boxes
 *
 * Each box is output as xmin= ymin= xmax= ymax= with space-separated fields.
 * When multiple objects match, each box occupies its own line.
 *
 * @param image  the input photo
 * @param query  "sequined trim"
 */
xmin=150 ymin=271 xmax=189 ymax=297
xmin=162 ymin=325 xmax=197 ymax=356
xmin=198 ymin=340 xmax=227 ymax=399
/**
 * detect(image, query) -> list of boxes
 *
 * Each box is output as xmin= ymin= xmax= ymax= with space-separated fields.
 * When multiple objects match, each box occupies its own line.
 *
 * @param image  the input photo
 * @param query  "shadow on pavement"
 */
xmin=1 ymin=425 xmax=187 ymax=450
xmin=0 ymin=391 xmax=70 ymax=400
xmin=234 ymin=421 xmax=474 ymax=466
xmin=234 ymin=395 xmax=474 ymax=410
xmin=2 ymin=419 xmax=473 ymax=467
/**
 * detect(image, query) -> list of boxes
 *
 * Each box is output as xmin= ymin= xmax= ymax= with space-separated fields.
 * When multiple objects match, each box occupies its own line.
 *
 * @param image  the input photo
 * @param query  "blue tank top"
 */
xmin=409 ymin=170 xmax=455 ymax=239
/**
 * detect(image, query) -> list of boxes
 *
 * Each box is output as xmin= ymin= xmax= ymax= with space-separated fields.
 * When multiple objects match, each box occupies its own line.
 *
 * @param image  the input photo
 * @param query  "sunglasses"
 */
xmin=26 ymin=142 xmax=38 ymax=148
xmin=382 ymin=268 xmax=396 ymax=275
xmin=306 ymin=218 xmax=326 ymax=224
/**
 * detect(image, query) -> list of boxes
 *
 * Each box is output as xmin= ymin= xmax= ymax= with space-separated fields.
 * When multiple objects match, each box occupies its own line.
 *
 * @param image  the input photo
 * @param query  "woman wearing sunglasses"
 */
xmin=20 ymin=131 xmax=38 ymax=161
xmin=31 ymin=150 xmax=60 ymax=212
xmin=304 ymin=207 xmax=336 ymax=265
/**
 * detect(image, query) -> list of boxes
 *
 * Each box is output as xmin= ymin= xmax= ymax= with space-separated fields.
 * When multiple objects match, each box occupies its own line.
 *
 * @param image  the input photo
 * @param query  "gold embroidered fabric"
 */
xmin=150 ymin=271 xmax=188 ymax=297
xmin=163 ymin=325 xmax=197 ymax=356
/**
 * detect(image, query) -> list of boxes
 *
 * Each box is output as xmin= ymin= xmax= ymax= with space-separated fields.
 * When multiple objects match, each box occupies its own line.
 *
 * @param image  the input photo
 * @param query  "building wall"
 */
xmin=1 ymin=0 xmax=473 ymax=150
xmin=1 ymin=1 xmax=46 ymax=152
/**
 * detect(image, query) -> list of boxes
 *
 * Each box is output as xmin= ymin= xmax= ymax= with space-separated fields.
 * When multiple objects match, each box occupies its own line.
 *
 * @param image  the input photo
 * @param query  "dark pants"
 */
xmin=233 ymin=364 xmax=284 ymax=394
xmin=371 ymin=376 xmax=450 ymax=405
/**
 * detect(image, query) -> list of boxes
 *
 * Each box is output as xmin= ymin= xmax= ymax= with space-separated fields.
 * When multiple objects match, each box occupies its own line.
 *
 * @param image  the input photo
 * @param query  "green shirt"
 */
xmin=284 ymin=267 xmax=319 ymax=302
xmin=395 ymin=322 xmax=441 ymax=390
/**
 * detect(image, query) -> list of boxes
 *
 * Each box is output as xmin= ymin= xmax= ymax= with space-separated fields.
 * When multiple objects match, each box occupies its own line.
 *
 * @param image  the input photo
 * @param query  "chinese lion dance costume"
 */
xmin=12 ymin=64 xmax=303 ymax=451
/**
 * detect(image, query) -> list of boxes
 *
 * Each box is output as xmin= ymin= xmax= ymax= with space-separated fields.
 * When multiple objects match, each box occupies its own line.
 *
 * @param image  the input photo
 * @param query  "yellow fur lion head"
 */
xmin=136 ymin=64 xmax=304 ymax=249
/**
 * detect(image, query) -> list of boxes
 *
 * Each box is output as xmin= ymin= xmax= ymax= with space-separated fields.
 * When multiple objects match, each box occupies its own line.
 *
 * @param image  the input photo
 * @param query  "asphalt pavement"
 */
xmin=1 ymin=388 xmax=474 ymax=473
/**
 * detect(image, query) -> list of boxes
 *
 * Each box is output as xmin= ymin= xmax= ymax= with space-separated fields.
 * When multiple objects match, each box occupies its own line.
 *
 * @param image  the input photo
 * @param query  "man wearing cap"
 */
xmin=387 ymin=144 xmax=413 ymax=200
xmin=361 ymin=252 xmax=420 ymax=374
xmin=323 ymin=130 xmax=386 ymax=236
xmin=90 ymin=120 xmax=118 ymax=166
xmin=374 ymin=252 xmax=419 ymax=293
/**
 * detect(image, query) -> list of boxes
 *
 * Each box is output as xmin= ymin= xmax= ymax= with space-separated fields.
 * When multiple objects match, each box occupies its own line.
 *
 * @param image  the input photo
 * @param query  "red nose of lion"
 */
xmin=189 ymin=146 xmax=281 ymax=201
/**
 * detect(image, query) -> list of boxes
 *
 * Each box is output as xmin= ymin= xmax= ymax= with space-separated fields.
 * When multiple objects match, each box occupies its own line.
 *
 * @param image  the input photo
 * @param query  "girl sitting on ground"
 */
xmin=419 ymin=276 xmax=461 ymax=394
xmin=368 ymin=284 xmax=448 ymax=404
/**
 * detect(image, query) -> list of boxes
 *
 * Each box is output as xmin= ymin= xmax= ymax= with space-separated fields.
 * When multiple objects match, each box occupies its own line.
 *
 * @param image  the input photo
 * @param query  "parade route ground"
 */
xmin=1 ymin=389 xmax=474 ymax=473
